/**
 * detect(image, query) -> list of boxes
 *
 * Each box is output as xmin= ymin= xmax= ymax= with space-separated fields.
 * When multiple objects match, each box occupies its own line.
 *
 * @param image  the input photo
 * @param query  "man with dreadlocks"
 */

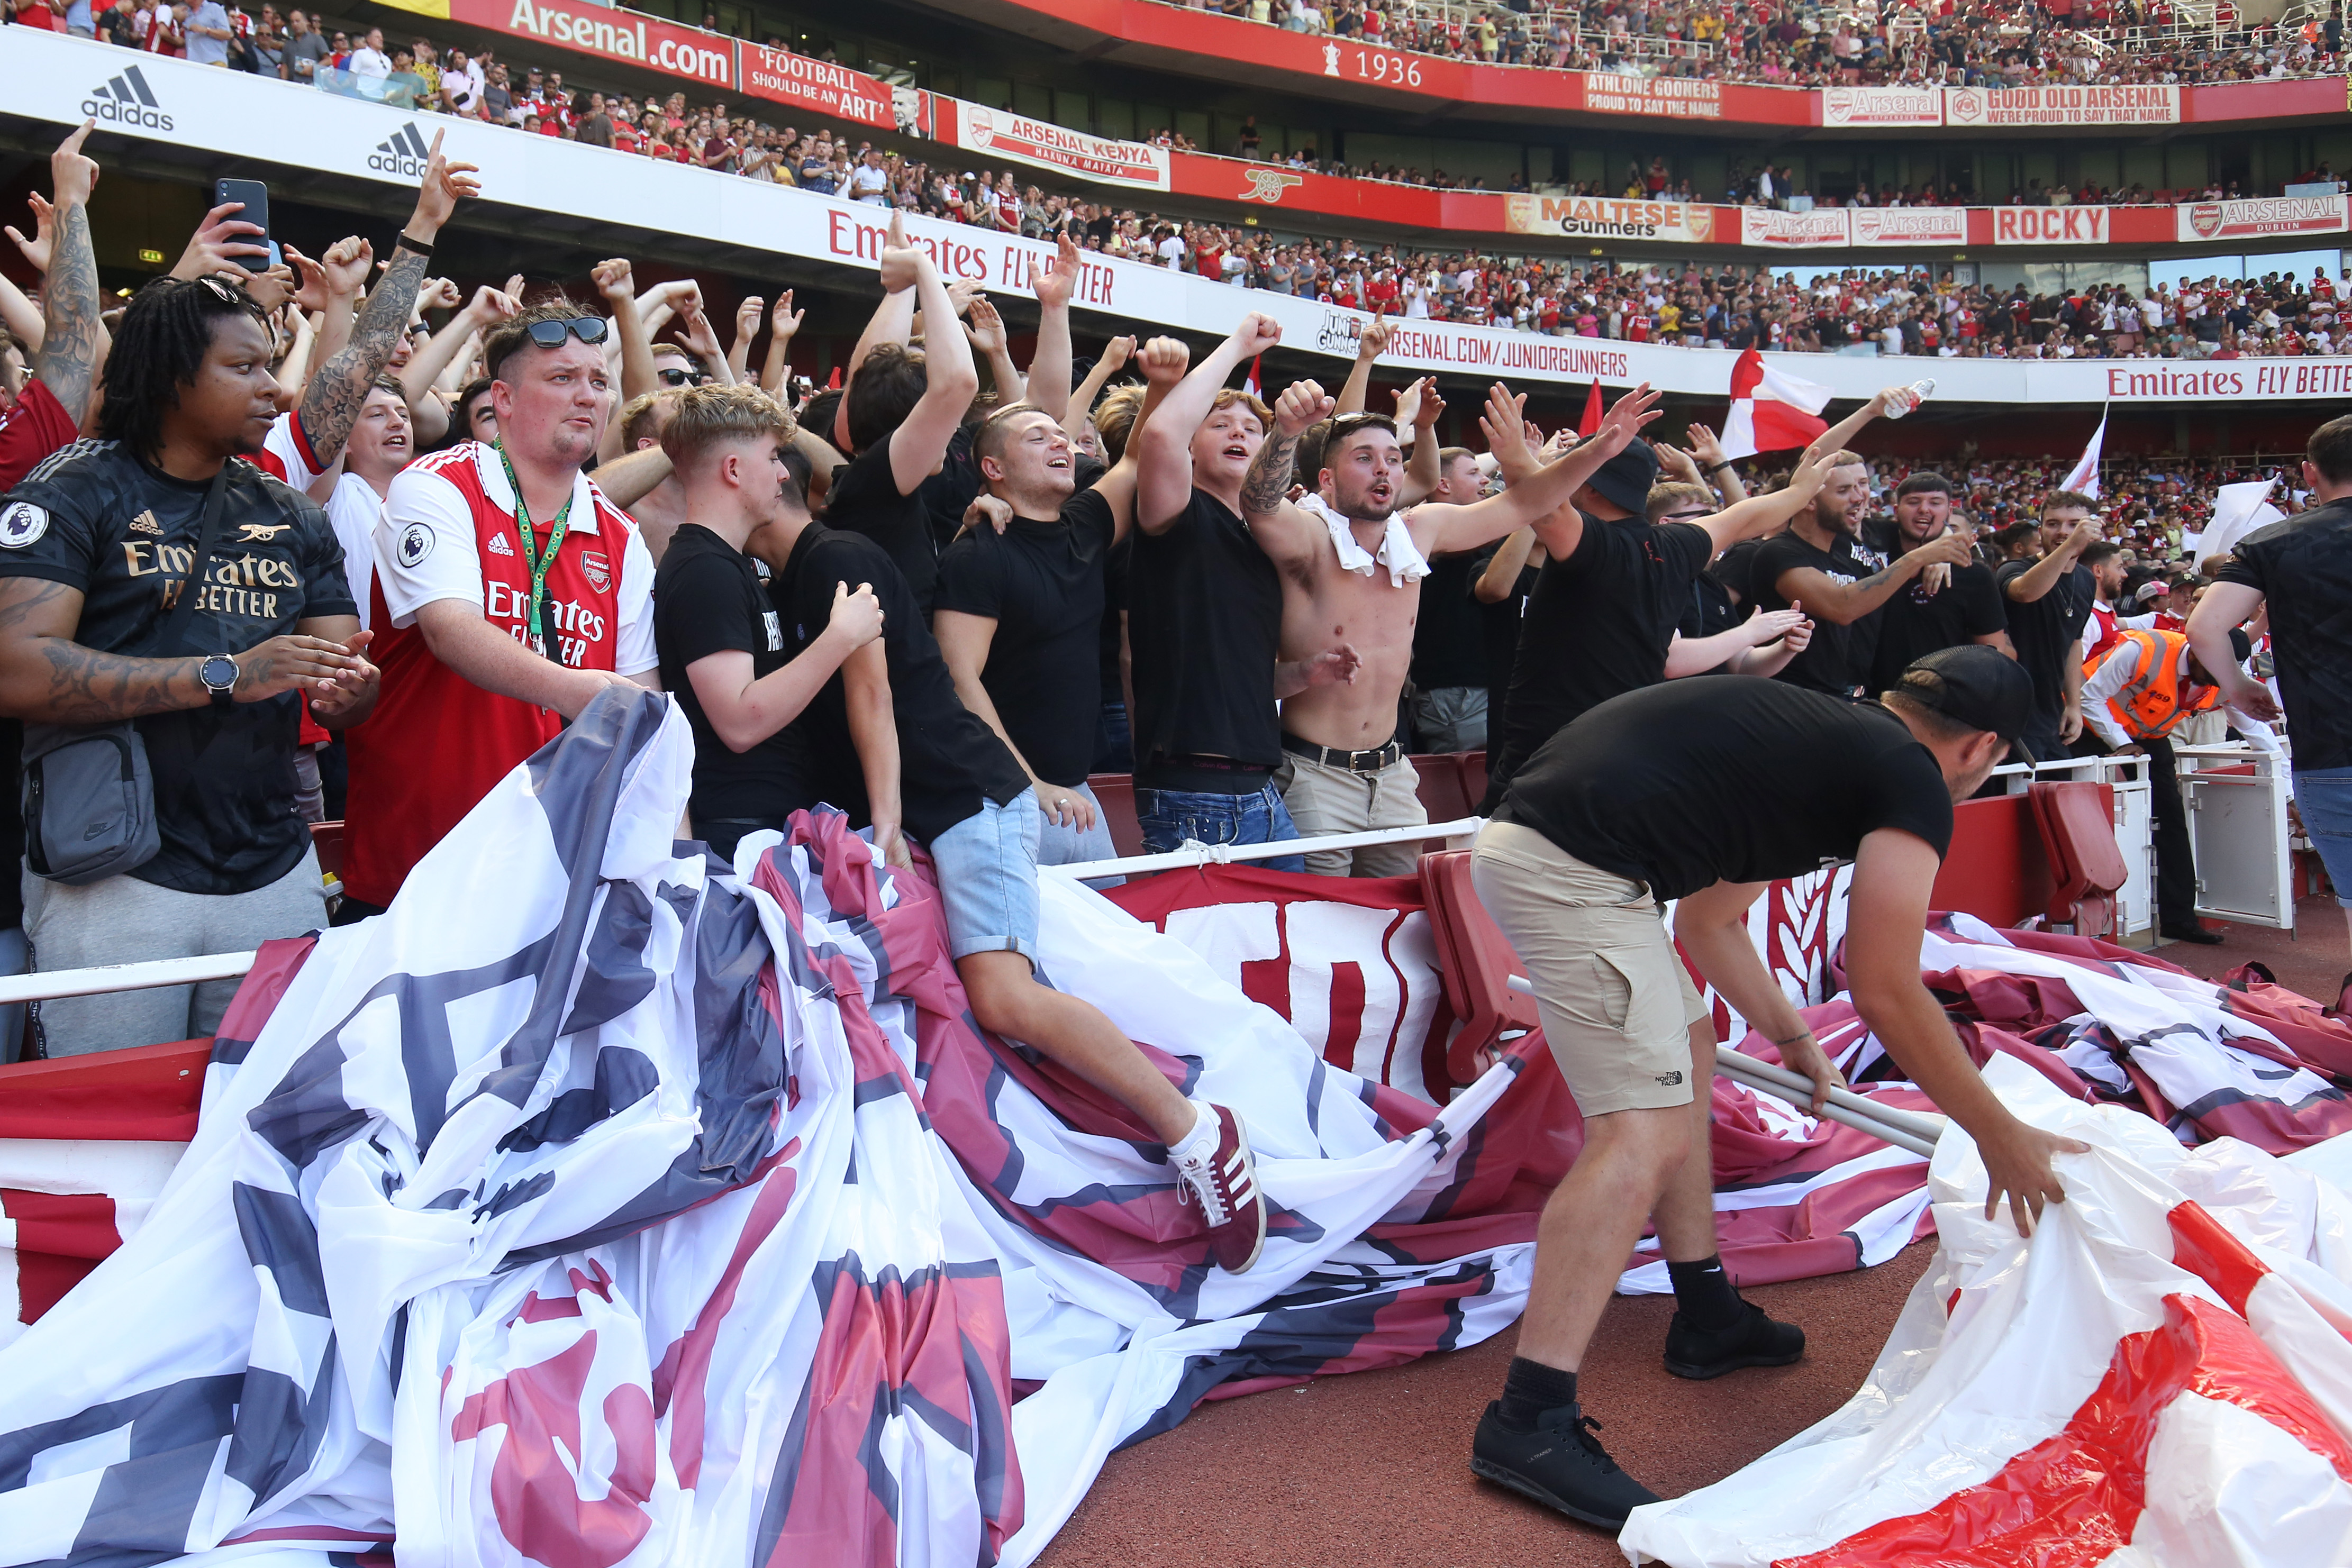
xmin=0 ymin=271 xmax=379 ymax=1055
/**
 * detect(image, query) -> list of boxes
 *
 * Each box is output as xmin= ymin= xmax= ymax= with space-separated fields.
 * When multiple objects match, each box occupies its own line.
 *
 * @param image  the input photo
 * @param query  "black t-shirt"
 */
xmin=772 ymin=525 xmax=1027 ymax=842
xmin=653 ymin=524 xmax=811 ymax=822
xmin=1752 ymin=528 xmax=1880 ymax=696
xmin=1498 ymin=677 xmax=1955 ymax=901
xmin=1715 ymin=535 xmax=1768 ymax=606
xmin=825 ymin=440 xmax=939 ymax=618
xmin=1867 ymin=559 xmax=2008 ymax=694
xmin=1127 ymin=488 xmax=1284 ymax=783
xmin=0 ymin=446 xmax=355 ymax=896
xmin=1995 ymin=558 xmax=2094 ymax=723
xmin=1489 ymin=513 xmax=1713 ymax=795
xmin=933 ymin=487 xmax=1114 ymax=788
xmin=1410 ymin=552 xmax=1487 ymax=691
xmin=1474 ymin=545 xmax=1539 ymax=739
xmin=2222 ymin=500 xmax=2352 ymax=770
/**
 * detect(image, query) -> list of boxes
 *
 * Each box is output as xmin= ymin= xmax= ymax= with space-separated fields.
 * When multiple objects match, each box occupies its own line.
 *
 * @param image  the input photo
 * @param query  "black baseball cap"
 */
xmin=1585 ymin=440 xmax=1660 ymax=518
xmin=1893 ymin=645 xmax=2035 ymax=741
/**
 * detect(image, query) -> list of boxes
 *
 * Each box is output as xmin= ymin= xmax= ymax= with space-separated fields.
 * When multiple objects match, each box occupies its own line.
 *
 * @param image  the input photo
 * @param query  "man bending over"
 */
xmin=1468 ymin=645 xmax=2084 ymax=1529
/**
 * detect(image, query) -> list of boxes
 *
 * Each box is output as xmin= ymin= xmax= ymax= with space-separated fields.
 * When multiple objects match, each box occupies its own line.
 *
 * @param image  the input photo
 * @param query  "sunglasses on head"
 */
xmin=524 ymin=316 xmax=610 ymax=349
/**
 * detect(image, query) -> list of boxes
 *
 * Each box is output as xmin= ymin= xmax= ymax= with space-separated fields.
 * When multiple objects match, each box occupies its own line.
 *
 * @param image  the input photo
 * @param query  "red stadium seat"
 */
xmin=2027 ymin=781 xmax=2129 ymax=941
xmin=1420 ymin=849 xmax=1541 ymax=1086
xmin=1459 ymin=750 xmax=1488 ymax=812
xmin=1412 ymin=752 xmax=1473 ymax=835
xmin=1086 ymin=774 xmax=1145 ymax=859
xmin=309 ymin=819 xmax=344 ymax=880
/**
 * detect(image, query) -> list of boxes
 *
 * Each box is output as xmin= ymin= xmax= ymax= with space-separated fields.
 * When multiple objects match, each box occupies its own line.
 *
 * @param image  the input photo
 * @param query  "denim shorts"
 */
xmin=927 ymin=787 xmax=1043 ymax=963
xmin=1134 ymin=782 xmax=1306 ymax=874
xmin=2296 ymin=766 xmax=2352 ymax=908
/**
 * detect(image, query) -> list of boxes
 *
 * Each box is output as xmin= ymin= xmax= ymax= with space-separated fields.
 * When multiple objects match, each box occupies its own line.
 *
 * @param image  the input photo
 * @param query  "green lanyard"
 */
xmin=495 ymin=441 xmax=574 ymax=656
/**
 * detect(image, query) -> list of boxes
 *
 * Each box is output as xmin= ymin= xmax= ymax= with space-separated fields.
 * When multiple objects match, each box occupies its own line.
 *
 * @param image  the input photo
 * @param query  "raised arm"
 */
xmin=1239 ymin=378 xmax=1337 ymax=571
xmin=592 ymin=258 xmax=658 ymax=414
xmin=1810 ymin=386 xmax=1897 ymax=458
xmin=1399 ymin=377 xmax=1443 ymax=507
xmin=759 ymin=290 xmax=803 ymax=398
xmin=302 ymin=132 xmax=479 ymax=466
xmin=2002 ymin=517 xmax=2099 ymax=604
xmin=1087 ymin=336 xmax=1187 ymax=540
xmin=402 ymin=283 xmax=515 ymax=445
xmin=1697 ymin=441 xmax=1836 ymax=554
xmin=1025 ymin=232 xmax=1081 ymax=424
xmin=1135 ymin=312 xmax=1279 ymax=532
xmin=964 ymin=298 xmax=1022 ymax=404
xmin=1685 ymin=421 xmax=1747 ymax=503
xmin=27 ymin=123 xmax=102 ymax=426
xmin=1062 ymin=334 xmax=1134 ymax=442
xmin=838 ymin=211 xmax=919 ymax=449
xmin=1415 ymin=382 xmax=1665 ymax=557
xmin=1333 ymin=315 xmax=1390 ymax=417
xmin=883 ymin=247 xmax=981 ymax=496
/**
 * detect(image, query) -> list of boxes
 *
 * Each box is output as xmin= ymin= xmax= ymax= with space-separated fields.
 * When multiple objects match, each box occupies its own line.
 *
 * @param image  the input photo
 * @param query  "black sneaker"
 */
xmin=1663 ymin=1300 xmax=1805 ymax=1380
xmin=1469 ymin=1400 xmax=1661 ymax=1529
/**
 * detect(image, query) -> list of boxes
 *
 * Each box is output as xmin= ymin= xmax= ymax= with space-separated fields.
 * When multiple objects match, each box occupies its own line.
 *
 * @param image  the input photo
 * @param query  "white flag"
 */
xmin=2061 ymin=406 xmax=2108 ymax=497
xmin=2195 ymin=477 xmax=2285 ymax=569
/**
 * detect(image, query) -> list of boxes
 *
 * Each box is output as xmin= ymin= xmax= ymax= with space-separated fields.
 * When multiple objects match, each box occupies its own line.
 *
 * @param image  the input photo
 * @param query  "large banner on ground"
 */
xmin=17 ymin=30 xmax=2352 ymax=407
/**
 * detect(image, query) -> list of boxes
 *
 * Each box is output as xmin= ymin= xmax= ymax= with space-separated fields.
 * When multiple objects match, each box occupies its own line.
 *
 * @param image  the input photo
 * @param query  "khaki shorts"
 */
xmin=1275 ymin=747 xmax=1428 ymax=878
xmin=1470 ymin=821 xmax=1709 ymax=1116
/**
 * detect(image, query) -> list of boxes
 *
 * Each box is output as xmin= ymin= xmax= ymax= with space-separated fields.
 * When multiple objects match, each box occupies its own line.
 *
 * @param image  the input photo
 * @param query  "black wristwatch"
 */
xmin=199 ymin=654 xmax=238 ymax=710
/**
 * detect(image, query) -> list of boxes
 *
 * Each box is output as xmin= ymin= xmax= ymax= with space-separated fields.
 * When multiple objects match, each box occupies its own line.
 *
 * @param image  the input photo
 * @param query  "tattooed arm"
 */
xmin=33 ymin=122 xmax=103 ymax=428
xmin=0 ymin=579 xmax=367 ymax=725
xmin=1237 ymin=378 xmax=1328 ymax=572
xmin=296 ymin=130 xmax=480 ymax=467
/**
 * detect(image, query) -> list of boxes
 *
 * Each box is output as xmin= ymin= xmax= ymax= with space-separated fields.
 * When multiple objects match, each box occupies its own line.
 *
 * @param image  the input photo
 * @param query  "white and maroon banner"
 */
xmin=1946 ymin=82 xmax=2180 ymax=126
xmin=945 ymin=100 xmax=1171 ymax=191
xmin=1993 ymin=204 xmax=2112 ymax=245
xmin=1505 ymin=193 xmax=1719 ymax=243
xmin=739 ymin=43 xmax=894 ymax=129
xmin=1624 ymin=1055 xmax=2352 ymax=1566
xmin=1852 ymin=206 xmax=1970 ymax=247
xmin=1741 ymin=206 xmax=1855 ymax=248
xmin=1821 ymin=84 xmax=1944 ymax=126
xmin=2177 ymin=193 xmax=2352 ymax=244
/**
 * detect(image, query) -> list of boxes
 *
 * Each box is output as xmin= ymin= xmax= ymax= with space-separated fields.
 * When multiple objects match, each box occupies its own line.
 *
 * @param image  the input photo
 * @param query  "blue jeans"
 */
xmin=2296 ymin=766 xmax=2352 ymax=908
xmin=1134 ymin=783 xmax=1306 ymax=873
xmin=927 ymin=788 xmax=1043 ymax=963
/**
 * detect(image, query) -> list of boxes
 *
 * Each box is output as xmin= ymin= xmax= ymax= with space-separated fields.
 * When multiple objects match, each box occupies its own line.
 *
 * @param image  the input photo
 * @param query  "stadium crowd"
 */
xmin=5 ymin=97 xmax=2348 ymax=1536
xmin=1160 ymin=0 xmax=2341 ymax=87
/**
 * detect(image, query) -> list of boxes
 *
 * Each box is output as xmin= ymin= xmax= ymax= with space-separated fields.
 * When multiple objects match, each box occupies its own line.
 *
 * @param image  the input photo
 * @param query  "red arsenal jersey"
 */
xmin=342 ymin=441 xmax=655 ymax=908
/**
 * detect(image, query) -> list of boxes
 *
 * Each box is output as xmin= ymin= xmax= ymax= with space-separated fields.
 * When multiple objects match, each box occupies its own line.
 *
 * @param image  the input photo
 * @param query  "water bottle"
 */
xmin=1881 ymin=379 xmax=1936 ymax=419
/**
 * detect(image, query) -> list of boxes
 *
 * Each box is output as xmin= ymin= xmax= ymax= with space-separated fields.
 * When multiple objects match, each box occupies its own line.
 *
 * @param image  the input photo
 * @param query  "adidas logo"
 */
xmin=487 ymin=533 xmax=515 ymax=555
xmin=369 ymin=122 xmax=432 ymax=178
xmin=83 ymin=66 xmax=172 ymax=132
xmin=128 ymin=511 xmax=161 ymax=536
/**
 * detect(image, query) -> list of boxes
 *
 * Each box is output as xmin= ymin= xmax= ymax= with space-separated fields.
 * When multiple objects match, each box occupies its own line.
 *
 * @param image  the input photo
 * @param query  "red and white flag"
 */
xmin=1576 ymin=380 xmax=1604 ymax=438
xmin=1719 ymin=347 xmax=1832 ymax=459
xmin=2062 ymin=404 xmax=2109 ymax=497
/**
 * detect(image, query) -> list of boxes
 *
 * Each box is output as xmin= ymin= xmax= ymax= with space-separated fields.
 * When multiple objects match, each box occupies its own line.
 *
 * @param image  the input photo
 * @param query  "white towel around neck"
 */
xmin=1295 ymin=493 xmax=1431 ymax=586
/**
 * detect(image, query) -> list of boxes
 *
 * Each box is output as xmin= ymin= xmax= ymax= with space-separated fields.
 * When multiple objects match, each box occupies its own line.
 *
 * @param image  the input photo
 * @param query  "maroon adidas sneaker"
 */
xmin=1174 ymin=1104 xmax=1267 ymax=1273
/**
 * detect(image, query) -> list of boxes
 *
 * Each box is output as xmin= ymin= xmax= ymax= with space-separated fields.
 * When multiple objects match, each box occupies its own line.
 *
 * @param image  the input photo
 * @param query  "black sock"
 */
xmin=1668 ymin=1254 xmax=1745 ymax=1332
xmin=1496 ymin=1356 xmax=1577 ymax=1430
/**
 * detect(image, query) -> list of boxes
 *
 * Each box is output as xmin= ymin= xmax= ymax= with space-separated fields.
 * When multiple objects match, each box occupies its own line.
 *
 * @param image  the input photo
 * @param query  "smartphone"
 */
xmin=213 ymin=178 xmax=272 ymax=274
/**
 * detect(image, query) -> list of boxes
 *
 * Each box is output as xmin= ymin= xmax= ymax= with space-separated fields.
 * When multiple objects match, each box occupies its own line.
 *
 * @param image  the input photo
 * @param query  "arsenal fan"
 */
xmin=1237 ymin=371 xmax=1686 ymax=877
xmin=0 ymin=123 xmax=102 ymax=494
xmin=1470 ymin=646 xmax=2084 ymax=1530
xmin=338 ymin=302 xmax=661 ymax=920
xmin=1861 ymin=471 xmax=2013 ymax=695
xmin=1996 ymin=494 xmax=2102 ymax=762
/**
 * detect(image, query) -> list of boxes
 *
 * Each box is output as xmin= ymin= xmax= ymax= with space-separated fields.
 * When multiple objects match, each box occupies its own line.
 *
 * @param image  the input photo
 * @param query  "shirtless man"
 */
xmin=1241 ymin=371 xmax=1665 ymax=876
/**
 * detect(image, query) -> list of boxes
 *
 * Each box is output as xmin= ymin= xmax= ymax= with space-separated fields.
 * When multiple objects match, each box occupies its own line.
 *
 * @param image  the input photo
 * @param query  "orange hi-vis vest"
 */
xmin=2100 ymin=628 xmax=2216 ymax=741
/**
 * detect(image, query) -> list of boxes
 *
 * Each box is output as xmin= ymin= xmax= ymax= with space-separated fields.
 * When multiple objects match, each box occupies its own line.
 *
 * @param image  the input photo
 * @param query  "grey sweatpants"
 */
xmin=24 ymin=847 xmax=327 ymax=1058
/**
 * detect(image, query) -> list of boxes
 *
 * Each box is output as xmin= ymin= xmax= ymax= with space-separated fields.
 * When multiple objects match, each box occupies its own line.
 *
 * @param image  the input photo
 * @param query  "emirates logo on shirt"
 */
xmin=580 ymin=550 xmax=611 ymax=593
